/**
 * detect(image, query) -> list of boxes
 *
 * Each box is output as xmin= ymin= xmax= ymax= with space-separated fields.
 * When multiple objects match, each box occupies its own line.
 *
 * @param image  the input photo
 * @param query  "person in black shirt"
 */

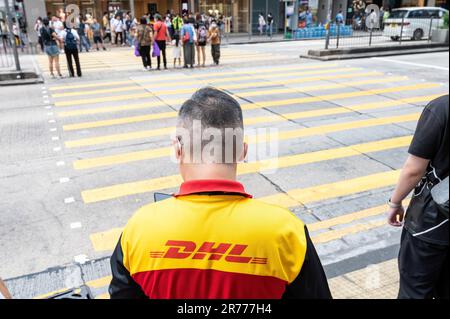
xmin=387 ymin=95 xmax=449 ymax=299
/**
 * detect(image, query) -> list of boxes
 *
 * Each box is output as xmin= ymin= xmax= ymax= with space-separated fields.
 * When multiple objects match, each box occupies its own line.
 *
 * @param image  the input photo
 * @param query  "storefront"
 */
xmin=195 ymin=0 xmax=250 ymax=33
xmin=44 ymin=0 xmax=131 ymax=20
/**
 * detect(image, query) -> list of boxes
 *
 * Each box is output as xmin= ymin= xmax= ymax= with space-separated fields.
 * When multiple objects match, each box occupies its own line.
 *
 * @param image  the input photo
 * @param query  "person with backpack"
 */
xmin=387 ymin=95 xmax=449 ymax=299
xmin=181 ymin=18 xmax=196 ymax=69
xmin=60 ymin=23 xmax=82 ymax=78
xmin=195 ymin=14 xmax=207 ymax=68
xmin=208 ymin=19 xmax=221 ymax=66
xmin=136 ymin=16 xmax=153 ymax=71
xmin=153 ymin=14 xmax=171 ymax=70
xmin=77 ymin=17 xmax=90 ymax=52
xmin=40 ymin=17 xmax=63 ymax=79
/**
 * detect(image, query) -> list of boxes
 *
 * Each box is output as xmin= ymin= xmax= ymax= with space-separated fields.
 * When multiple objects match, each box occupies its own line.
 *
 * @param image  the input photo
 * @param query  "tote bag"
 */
xmin=152 ymin=41 xmax=160 ymax=57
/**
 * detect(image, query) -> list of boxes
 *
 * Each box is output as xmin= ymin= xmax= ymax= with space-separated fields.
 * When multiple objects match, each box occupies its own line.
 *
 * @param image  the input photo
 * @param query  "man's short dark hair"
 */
xmin=177 ymin=87 xmax=244 ymax=164
xmin=178 ymin=87 xmax=243 ymax=131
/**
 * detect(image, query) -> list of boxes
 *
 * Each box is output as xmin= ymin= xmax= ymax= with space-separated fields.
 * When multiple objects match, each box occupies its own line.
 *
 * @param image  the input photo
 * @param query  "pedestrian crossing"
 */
xmin=34 ymin=55 xmax=447 ymax=299
xmin=35 ymin=47 xmax=294 ymax=75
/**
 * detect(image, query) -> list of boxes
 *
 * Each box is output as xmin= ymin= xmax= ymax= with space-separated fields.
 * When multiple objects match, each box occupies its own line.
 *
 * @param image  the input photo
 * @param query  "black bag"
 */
xmin=431 ymin=176 xmax=449 ymax=218
xmin=405 ymin=174 xmax=449 ymax=240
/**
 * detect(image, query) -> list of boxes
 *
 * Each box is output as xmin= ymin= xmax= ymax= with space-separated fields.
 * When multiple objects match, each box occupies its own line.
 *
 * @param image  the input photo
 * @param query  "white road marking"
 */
xmin=74 ymin=255 xmax=89 ymax=264
xmin=70 ymin=222 xmax=82 ymax=229
xmin=44 ymin=106 xmax=52 ymax=109
xmin=56 ymin=161 xmax=65 ymax=166
xmin=50 ymin=128 xmax=57 ymax=132
xmin=43 ymin=100 xmax=50 ymax=104
xmin=47 ymin=112 xmax=54 ymax=116
xmin=59 ymin=177 xmax=70 ymax=183
xmin=372 ymin=57 xmax=450 ymax=71
xmin=51 ymin=136 xmax=60 ymax=141
xmin=64 ymin=197 xmax=75 ymax=204
xmin=43 ymin=95 xmax=49 ymax=99
xmin=53 ymin=147 xmax=62 ymax=152
xmin=48 ymin=119 xmax=56 ymax=124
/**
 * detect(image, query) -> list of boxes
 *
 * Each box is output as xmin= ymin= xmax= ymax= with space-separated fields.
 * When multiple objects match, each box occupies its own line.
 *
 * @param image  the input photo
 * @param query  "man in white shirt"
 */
xmin=112 ymin=15 xmax=124 ymax=46
xmin=60 ymin=26 xmax=82 ymax=77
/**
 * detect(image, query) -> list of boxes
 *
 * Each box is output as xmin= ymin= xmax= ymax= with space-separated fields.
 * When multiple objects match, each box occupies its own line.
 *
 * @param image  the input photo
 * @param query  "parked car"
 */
xmin=383 ymin=7 xmax=449 ymax=41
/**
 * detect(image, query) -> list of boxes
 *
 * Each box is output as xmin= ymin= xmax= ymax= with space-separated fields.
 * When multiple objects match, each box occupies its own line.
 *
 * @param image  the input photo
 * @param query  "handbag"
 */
xmin=431 ymin=176 xmax=449 ymax=218
xmin=152 ymin=41 xmax=160 ymax=57
xmin=134 ymin=39 xmax=140 ymax=57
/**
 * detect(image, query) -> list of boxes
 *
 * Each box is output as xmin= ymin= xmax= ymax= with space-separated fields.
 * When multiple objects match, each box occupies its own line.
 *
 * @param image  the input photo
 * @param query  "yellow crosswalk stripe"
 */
xmin=61 ymin=82 xmax=435 ymax=131
xmin=48 ymin=63 xmax=338 ymax=91
xmin=260 ymin=170 xmax=400 ymax=208
xmin=89 ymin=169 xmax=402 ymax=252
xmin=66 ymin=111 xmax=419 ymax=150
xmin=80 ymin=134 xmax=411 ymax=203
xmin=56 ymin=71 xmax=382 ymax=115
xmin=55 ymin=68 xmax=361 ymax=106
xmin=311 ymin=220 xmax=388 ymax=244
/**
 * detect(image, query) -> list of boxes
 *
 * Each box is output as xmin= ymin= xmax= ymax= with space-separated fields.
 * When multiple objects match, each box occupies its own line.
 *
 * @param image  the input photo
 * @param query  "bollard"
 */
xmin=428 ymin=17 xmax=434 ymax=42
xmin=399 ymin=17 xmax=404 ymax=45
xmin=325 ymin=23 xmax=330 ymax=49
xmin=369 ymin=28 xmax=373 ymax=46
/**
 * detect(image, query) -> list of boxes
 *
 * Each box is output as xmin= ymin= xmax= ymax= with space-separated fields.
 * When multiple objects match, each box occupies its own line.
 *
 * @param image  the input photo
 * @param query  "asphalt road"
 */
xmin=0 ymin=42 xmax=448 ymax=298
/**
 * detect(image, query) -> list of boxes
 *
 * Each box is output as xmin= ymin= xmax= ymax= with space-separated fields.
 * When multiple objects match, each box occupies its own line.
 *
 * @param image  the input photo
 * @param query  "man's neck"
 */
xmin=181 ymin=164 xmax=237 ymax=182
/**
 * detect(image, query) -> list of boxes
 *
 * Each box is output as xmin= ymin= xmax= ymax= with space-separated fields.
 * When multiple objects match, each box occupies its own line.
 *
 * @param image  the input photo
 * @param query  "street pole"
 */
xmin=4 ymin=0 xmax=21 ymax=71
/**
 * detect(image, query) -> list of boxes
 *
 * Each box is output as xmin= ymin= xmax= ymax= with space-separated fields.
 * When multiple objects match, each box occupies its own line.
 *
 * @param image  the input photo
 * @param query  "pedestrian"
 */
xmin=121 ymin=14 xmax=128 ymax=46
xmin=136 ymin=16 xmax=153 ymax=71
xmin=387 ymin=95 xmax=449 ymax=299
xmin=153 ymin=14 xmax=171 ymax=70
xmin=51 ymin=16 xmax=64 ymax=52
xmin=0 ymin=278 xmax=12 ymax=299
xmin=108 ymin=87 xmax=333 ymax=299
xmin=258 ymin=13 xmax=266 ymax=35
xmin=172 ymin=30 xmax=182 ymax=68
xmin=208 ymin=19 xmax=221 ymax=65
xmin=77 ymin=17 xmax=90 ymax=52
xmin=181 ymin=17 xmax=196 ymax=68
xmin=336 ymin=10 xmax=344 ymax=25
xmin=34 ymin=17 xmax=44 ymax=53
xmin=195 ymin=14 xmax=207 ymax=67
xmin=267 ymin=13 xmax=274 ymax=37
xmin=0 ymin=19 xmax=8 ymax=49
xmin=91 ymin=18 xmax=106 ymax=51
xmin=112 ymin=15 xmax=124 ymax=46
xmin=306 ymin=10 xmax=314 ymax=28
xmin=60 ymin=22 xmax=82 ymax=78
xmin=102 ymin=12 xmax=112 ymax=43
xmin=40 ymin=17 xmax=63 ymax=79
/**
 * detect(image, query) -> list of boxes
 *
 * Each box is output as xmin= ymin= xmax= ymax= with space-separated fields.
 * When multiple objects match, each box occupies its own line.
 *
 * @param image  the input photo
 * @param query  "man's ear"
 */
xmin=173 ymin=139 xmax=183 ymax=162
xmin=239 ymin=142 xmax=248 ymax=162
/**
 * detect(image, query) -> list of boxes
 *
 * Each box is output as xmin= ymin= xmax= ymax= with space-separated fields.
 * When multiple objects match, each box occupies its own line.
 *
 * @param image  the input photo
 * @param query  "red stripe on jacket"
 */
xmin=132 ymin=268 xmax=287 ymax=299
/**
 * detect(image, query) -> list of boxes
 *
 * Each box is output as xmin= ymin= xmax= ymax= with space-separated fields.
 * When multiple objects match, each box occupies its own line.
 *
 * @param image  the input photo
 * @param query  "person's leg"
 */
xmin=139 ymin=46 xmax=147 ymax=68
xmin=201 ymin=46 xmax=206 ymax=66
xmin=191 ymin=44 xmax=195 ymax=67
xmin=65 ymin=49 xmax=74 ymax=77
xmin=54 ymin=54 xmax=62 ymax=76
xmin=183 ymin=44 xmax=188 ymax=68
xmin=48 ymin=55 xmax=54 ymax=76
xmin=73 ymin=49 xmax=82 ymax=77
xmin=161 ymin=41 xmax=167 ymax=68
xmin=434 ymin=247 xmax=449 ymax=299
xmin=196 ymin=45 xmax=200 ymax=66
xmin=397 ymin=229 xmax=449 ymax=299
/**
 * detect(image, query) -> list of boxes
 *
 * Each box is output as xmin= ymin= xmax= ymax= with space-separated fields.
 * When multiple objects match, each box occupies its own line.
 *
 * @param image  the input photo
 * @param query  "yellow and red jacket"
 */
xmin=109 ymin=180 xmax=331 ymax=299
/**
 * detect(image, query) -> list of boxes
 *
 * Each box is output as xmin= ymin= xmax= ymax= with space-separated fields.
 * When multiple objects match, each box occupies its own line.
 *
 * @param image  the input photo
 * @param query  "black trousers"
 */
xmin=115 ymin=32 xmax=123 ymax=45
xmin=211 ymin=44 xmax=221 ymax=64
xmin=156 ymin=40 xmax=167 ymax=68
xmin=65 ymin=47 xmax=82 ymax=77
xmin=398 ymin=228 xmax=449 ymax=299
xmin=139 ymin=45 xmax=151 ymax=68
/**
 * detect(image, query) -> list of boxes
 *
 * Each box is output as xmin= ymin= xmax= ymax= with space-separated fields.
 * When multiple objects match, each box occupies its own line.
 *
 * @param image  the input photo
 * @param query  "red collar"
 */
xmin=175 ymin=180 xmax=253 ymax=198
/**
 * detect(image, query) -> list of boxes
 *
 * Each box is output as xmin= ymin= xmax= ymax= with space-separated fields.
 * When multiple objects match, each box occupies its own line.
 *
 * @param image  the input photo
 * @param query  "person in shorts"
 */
xmin=92 ymin=18 xmax=106 ymax=51
xmin=40 ymin=17 xmax=63 ymax=79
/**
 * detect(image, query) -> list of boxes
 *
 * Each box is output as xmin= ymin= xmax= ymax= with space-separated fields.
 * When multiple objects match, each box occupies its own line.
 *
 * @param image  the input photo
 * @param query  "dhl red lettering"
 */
xmin=225 ymin=244 xmax=252 ymax=263
xmin=163 ymin=240 xmax=196 ymax=259
xmin=192 ymin=242 xmax=232 ymax=261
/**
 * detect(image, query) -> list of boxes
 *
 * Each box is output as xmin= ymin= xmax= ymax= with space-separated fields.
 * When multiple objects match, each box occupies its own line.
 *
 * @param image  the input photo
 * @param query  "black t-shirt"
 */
xmin=40 ymin=27 xmax=57 ymax=46
xmin=405 ymin=95 xmax=449 ymax=244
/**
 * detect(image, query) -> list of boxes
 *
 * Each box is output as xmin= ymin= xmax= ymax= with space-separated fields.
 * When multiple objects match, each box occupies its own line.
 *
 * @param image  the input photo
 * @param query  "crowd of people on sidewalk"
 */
xmin=32 ymin=10 xmax=225 ymax=79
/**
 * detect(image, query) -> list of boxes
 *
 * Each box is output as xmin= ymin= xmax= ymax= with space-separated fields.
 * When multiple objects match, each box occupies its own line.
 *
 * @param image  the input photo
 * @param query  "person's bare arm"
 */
xmin=387 ymin=154 xmax=429 ymax=227
xmin=0 ymin=278 xmax=12 ymax=299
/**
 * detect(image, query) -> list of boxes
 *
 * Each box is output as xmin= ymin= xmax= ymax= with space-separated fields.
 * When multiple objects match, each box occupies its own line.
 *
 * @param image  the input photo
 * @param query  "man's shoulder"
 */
xmin=241 ymin=198 xmax=305 ymax=227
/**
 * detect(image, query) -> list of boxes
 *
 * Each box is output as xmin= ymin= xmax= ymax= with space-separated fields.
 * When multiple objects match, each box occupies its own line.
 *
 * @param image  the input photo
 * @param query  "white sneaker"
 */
xmin=146 ymin=66 xmax=152 ymax=71
xmin=143 ymin=67 xmax=148 ymax=72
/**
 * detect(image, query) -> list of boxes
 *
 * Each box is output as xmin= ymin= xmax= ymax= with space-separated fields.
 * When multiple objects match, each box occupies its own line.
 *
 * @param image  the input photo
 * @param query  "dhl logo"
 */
xmin=150 ymin=240 xmax=268 ymax=265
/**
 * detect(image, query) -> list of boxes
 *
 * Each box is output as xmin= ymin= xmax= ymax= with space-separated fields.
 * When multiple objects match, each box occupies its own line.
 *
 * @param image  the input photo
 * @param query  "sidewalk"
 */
xmin=0 ymin=53 xmax=43 ymax=86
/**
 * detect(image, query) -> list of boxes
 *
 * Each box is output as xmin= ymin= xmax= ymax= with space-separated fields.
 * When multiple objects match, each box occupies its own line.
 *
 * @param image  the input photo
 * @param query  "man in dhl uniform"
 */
xmin=109 ymin=87 xmax=332 ymax=299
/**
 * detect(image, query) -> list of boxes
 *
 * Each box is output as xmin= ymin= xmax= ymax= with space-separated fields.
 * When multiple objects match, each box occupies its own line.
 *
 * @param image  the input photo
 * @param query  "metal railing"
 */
xmin=324 ymin=17 xmax=447 ymax=50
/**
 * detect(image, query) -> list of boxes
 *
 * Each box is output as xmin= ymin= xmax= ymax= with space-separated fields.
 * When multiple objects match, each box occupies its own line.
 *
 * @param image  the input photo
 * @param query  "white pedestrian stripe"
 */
xmin=53 ymin=147 xmax=62 ymax=152
xmin=56 ymin=161 xmax=65 ymax=167
xmin=51 ymin=136 xmax=60 ymax=141
xmin=50 ymin=128 xmax=57 ymax=132
xmin=64 ymin=197 xmax=75 ymax=204
xmin=372 ymin=57 xmax=450 ymax=71
xmin=74 ymin=255 xmax=89 ymax=264
xmin=59 ymin=177 xmax=70 ymax=184
xmin=48 ymin=119 xmax=56 ymax=124
xmin=70 ymin=222 xmax=82 ymax=229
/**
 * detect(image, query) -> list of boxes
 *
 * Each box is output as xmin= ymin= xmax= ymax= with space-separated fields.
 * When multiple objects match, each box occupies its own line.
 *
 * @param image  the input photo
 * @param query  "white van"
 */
xmin=383 ymin=7 xmax=448 ymax=41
